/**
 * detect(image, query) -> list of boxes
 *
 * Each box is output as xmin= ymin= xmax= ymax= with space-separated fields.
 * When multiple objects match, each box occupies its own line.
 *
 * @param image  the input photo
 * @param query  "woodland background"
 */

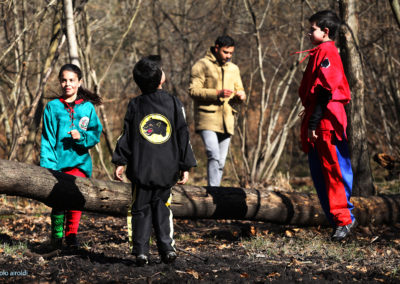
xmin=0 ymin=0 xmax=399 ymax=192
xmin=0 ymin=1 xmax=400 ymax=282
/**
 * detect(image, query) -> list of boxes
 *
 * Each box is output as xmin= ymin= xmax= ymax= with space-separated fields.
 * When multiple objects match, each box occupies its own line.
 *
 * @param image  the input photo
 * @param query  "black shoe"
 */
xmin=136 ymin=254 xmax=149 ymax=266
xmin=65 ymin=234 xmax=79 ymax=249
xmin=161 ymin=251 xmax=177 ymax=264
xmin=50 ymin=237 xmax=63 ymax=250
xmin=331 ymin=219 xmax=358 ymax=241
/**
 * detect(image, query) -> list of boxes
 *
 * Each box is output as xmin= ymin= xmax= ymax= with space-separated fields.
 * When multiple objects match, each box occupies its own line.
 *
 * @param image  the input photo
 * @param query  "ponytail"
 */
xmin=77 ymin=87 xmax=102 ymax=106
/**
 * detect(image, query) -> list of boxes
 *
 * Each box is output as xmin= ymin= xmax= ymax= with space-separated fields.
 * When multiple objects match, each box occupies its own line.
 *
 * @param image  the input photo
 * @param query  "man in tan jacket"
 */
xmin=189 ymin=35 xmax=246 ymax=186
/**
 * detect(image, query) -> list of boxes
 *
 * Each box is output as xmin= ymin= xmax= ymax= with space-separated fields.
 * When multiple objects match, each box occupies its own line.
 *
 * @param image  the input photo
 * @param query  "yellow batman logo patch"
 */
xmin=139 ymin=114 xmax=171 ymax=144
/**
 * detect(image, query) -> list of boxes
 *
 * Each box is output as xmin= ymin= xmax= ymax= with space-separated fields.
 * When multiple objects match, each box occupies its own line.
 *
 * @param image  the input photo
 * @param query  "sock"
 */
xmin=65 ymin=210 xmax=82 ymax=237
xmin=51 ymin=213 xmax=65 ymax=239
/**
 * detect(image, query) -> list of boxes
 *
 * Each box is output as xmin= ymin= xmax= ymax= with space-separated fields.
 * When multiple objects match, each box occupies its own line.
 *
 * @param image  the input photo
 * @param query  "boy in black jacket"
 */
xmin=112 ymin=55 xmax=197 ymax=266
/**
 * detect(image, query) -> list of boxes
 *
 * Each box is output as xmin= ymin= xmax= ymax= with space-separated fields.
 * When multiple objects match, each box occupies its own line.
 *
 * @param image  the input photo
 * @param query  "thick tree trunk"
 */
xmin=0 ymin=159 xmax=399 ymax=226
xmin=339 ymin=0 xmax=375 ymax=196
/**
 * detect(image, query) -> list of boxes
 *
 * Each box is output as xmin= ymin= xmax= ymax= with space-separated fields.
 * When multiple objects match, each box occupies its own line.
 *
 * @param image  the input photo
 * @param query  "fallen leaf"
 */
xmin=285 ymin=230 xmax=294 ymax=238
xmin=187 ymin=269 xmax=199 ymax=279
xmin=250 ymin=226 xmax=256 ymax=236
xmin=267 ymin=272 xmax=280 ymax=278
xmin=295 ymin=268 xmax=303 ymax=274
xmin=240 ymin=272 xmax=249 ymax=278
xmin=218 ymin=244 xmax=231 ymax=249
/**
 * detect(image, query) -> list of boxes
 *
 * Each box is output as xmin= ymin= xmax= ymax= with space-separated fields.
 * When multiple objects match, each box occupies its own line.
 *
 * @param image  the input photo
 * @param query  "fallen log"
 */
xmin=0 ymin=159 xmax=399 ymax=226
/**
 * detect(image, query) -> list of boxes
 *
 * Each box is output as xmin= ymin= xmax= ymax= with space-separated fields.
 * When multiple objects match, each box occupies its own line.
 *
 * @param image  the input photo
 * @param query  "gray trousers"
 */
xmin=199 ymin=130 xmax=231 ymax=186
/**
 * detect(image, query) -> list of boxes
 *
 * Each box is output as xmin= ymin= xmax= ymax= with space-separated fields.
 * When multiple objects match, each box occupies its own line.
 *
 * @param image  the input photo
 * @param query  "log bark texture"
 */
xmin=0 ymin=159 xmax=399 ymax=226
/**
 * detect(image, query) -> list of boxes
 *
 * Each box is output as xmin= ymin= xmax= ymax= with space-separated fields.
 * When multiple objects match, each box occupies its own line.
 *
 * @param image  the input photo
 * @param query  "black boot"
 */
xmin=161 ymin=251 xmax=177 ymax=264
xmin=331 ymin=219 xmax=358 ymax=241
xmin=136 ymin=254 xmax=149 ymax=266
xmin=65 ymin=234 xmax=79 ymax=249
xmin=50 ymin=237 xmax=63 ymax=250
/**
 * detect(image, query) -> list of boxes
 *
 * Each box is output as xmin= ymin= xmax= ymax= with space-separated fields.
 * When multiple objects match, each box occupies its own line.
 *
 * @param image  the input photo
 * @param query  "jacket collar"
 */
xmin=205 ymin=47 xmax=229 ymax=67
xmin=59 ymin=97 xmax=84 ymax=106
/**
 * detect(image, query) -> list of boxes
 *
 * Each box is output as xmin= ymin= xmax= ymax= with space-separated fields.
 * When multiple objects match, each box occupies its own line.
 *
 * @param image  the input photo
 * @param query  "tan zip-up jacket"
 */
xmin=189 ymin=49 xmax=245 ymax=135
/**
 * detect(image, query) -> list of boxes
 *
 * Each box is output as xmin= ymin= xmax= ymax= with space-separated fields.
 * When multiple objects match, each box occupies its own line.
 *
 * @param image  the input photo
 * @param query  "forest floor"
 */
xmin=0 ymin=178 xmax=400 ymax=283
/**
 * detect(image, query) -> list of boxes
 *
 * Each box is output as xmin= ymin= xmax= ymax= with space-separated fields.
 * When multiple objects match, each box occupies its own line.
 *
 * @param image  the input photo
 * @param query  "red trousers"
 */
xmin=308 ymin=131 xmax=355 ymax=226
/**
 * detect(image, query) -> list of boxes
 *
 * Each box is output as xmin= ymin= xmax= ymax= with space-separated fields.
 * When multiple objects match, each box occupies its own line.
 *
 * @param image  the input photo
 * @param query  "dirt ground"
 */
xmin=1 ymin=197 xmax=400 ymax=283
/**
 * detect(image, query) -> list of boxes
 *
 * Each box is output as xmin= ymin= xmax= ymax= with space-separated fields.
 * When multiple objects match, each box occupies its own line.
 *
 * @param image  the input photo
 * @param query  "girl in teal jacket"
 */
xmin=40 ymin=64 xmax=102 ymax=249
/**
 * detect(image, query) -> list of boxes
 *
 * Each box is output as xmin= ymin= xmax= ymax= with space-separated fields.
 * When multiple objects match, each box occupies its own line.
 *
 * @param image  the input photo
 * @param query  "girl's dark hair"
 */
xmin=59 ymin=64 xmax=102 ymax=105
xmin=132 ymin=55 xmax=162 ymax=94
xmin=309 ymin=10 xmax=341 ymax=40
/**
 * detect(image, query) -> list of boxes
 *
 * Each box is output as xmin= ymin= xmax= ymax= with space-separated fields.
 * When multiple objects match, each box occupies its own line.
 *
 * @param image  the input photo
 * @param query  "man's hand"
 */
xmin=217 ymin=89 xmax=233 ymax=98
xmin=236 ymin=90 xmax=246 ymax=101
xmin=177 ymin=171 xmax=189 ymax=185
xmin=114 ymin=166 xmax=125 ymax=182
xmin=308 ymin=129 xmax=318 ymax=141
xmin=68 ymin=129 xmax=81 ymax=140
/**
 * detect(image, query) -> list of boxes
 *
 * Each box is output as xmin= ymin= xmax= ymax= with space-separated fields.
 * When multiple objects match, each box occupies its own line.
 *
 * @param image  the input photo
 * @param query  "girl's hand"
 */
xmin=68 ymin=129 xmax=81 ymax=140
xmin=114 ymin=166 xmax=125 ymax=182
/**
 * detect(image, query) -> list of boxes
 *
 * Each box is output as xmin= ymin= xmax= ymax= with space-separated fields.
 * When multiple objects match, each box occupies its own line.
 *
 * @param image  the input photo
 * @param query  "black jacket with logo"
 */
xmin=112 ymin=89 xmax=197 ymax=188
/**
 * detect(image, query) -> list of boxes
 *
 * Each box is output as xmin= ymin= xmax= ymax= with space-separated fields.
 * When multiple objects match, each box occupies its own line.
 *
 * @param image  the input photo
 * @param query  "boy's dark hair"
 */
xmin=309 ymin=10 xmax=341 ymax=40
xmin=215 ymin=35 xmax=235 ymax=48
xmin=133 ymin=55 xmax=162 ymax=94
xmin=59 ymin=63 xmax=102 ymax=105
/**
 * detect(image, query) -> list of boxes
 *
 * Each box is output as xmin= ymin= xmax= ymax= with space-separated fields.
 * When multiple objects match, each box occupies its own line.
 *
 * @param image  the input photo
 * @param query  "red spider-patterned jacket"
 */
xmin=298 ymin=41 xmax=351 ymax=153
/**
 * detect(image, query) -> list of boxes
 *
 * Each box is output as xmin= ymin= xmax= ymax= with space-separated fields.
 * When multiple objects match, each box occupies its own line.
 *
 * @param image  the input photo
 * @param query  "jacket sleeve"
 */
xmin=112 ymin=101 xmax=134 ymax=166
xmin=75 ymin=103 xmax=103 ymax=149
xmin=175 ymin=98 xmax=197 ymax=171
xmin=189 ymin=61 xmax=220 ymax=102
xmin=40 ymin=104 xmax=58 ymax=170
xmin=308 ymin=86 xmax=332 ymax=130
xmin=234 ymin=66 xmax=245 ymax=93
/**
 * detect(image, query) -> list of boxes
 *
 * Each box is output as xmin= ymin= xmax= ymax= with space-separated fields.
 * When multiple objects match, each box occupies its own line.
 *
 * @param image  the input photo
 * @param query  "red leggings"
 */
xmin=63 ymin=168 xmax=86 ymax=237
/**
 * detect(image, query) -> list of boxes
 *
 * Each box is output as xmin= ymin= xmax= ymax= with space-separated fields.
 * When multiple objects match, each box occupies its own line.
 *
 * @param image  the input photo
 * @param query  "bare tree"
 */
xmin=63 ymin=0 xmax=80 ymax=66
xmin=389 ymin=0 xmax=400 ymax=28
xmin=233 ymin=0 xmax=304 ymax=186
xmin=6 ymin=0 xmax=62 ymax=161
xmin=339 ymin=0 xmax=375 ymax=196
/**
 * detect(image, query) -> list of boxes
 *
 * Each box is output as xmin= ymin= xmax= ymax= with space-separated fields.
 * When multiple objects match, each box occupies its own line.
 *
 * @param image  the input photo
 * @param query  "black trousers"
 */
xmin=128 ymin=184 xmax=175 ymax=255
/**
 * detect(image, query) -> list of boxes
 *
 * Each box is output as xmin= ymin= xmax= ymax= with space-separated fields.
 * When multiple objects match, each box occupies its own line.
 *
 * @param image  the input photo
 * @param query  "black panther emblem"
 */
xmin=143 ymin=119 xmax=167 ymax=137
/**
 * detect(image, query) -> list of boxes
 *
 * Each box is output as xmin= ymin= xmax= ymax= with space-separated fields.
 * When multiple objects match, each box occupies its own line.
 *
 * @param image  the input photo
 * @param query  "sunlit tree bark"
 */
xmin=339 ymin=0 xmax=375 ymax=196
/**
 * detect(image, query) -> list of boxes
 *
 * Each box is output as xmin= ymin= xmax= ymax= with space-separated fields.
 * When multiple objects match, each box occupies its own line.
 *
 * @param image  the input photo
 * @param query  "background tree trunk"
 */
xmin=339 ymin=0 xmax=375 ymax=196
xmin=389 ymin=0 xmax=400 ymax=28
xmin=0 ymin=159 xmax=399 ymax=226
xmin=63 ymin=0 xmax=80 ymax=66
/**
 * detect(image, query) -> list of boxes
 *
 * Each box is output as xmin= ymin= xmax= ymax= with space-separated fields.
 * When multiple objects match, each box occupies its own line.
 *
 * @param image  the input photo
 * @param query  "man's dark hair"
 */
xmin=309 ymin=10 xmax=341 ymax=40
xmin=133 ymin=55 xmax=162 ymax=93
xmin=215 ymin=35 xmax=235 ymax=48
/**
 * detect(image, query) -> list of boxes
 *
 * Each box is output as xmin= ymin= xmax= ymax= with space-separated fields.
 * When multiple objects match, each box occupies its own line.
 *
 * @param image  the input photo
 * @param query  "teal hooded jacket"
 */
xmin=40 ymin=98 xmax=103 ymax=177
